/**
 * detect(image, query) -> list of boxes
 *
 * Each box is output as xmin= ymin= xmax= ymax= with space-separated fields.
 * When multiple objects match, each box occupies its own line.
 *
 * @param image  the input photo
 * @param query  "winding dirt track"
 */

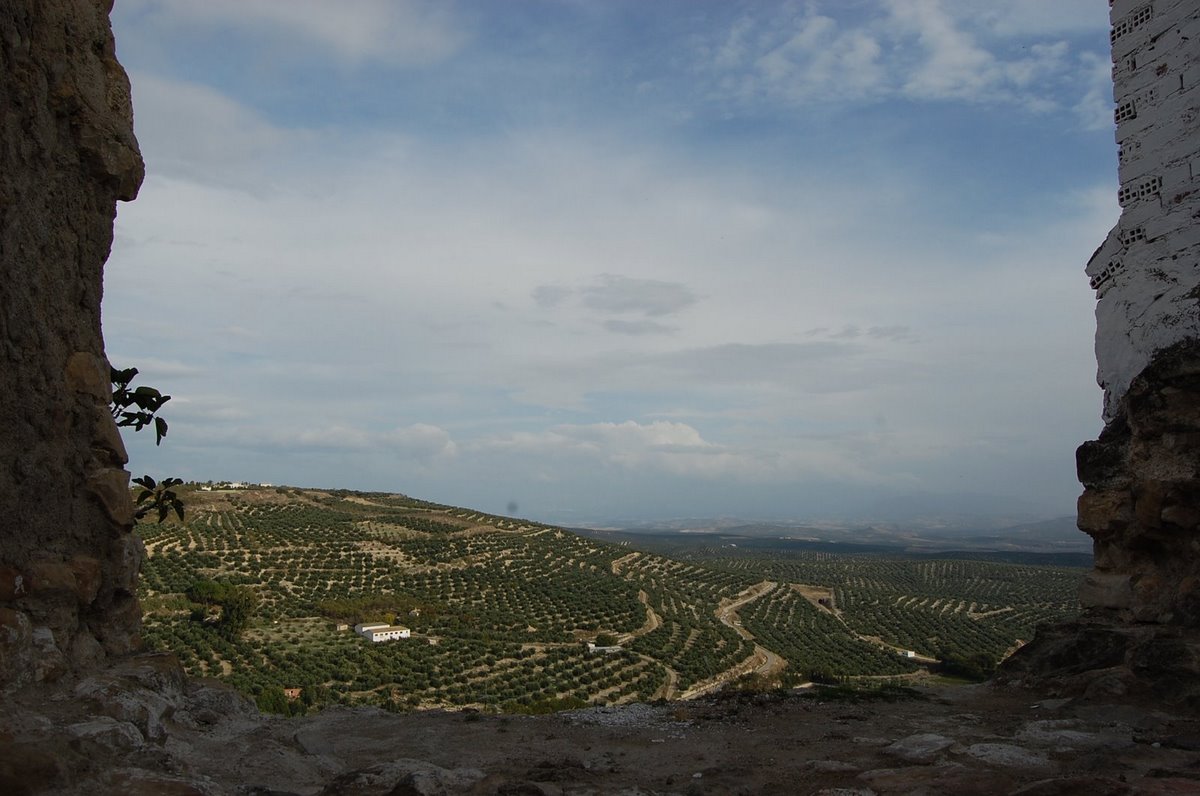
xmin=608 ymin=555 xmax=679 ymax=698
xmin=679 ymin=581 xmax=786 ymax=699
xmin=618 ymin=590 xmax=661 ymax=645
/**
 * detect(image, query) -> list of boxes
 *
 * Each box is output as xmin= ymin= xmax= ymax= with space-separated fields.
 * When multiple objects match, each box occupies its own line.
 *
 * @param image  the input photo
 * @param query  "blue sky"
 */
xmin=105 ymin=0 xmax=1118 ymax=526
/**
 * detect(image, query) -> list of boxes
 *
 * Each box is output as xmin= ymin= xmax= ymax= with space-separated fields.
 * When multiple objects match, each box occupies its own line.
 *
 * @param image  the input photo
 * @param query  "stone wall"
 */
xmin=1003 ymin=0 xmax=1200 ymax=702
xmin=0 ymin=0 xmax=144 ymax=688
xmin=1080 ymin=0 xmax=1200 ymax=623
xmin=1077 ymin=339 xmax=1200 ymax=625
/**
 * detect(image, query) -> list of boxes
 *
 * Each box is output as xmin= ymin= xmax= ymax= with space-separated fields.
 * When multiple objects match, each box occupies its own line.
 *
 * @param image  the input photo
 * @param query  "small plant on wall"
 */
xmin=110 ymin=365 xmax=184 ymax=523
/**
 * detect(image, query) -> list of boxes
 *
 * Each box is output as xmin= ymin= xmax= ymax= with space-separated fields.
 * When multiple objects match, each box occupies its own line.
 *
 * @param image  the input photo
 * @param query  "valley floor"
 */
xmin=3 ymin=652 xmax=1198 ymax=795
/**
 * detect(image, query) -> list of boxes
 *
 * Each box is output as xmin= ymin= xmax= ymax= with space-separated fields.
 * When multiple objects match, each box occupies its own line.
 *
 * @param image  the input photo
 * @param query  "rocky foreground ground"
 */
xmin=2 ymin=653 xmax=1199 ymax=795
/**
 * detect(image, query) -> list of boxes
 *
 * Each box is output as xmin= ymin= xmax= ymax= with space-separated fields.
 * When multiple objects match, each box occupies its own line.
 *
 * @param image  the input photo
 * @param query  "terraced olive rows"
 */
xmin=140 ymin=493 xmax=685 ymax=709
xmin=738 ymin=584 xmax=918 ymax=679
xmin=139 ymin=489 xmax=1085 ymax=711
xmin=617 ymin=555 xmax=758 ymax=690
xmin=705 ymin=553 xmax=1081 ymax=664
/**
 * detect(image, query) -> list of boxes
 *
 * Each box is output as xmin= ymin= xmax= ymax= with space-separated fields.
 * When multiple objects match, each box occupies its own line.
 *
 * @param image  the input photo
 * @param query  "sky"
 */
xmin=105 ymin=0 xmax=1120 ymax=527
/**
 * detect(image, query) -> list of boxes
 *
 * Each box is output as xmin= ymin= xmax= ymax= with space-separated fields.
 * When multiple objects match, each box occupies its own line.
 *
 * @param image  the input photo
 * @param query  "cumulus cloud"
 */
xmin=380 ymin=423 xmax=459 ymax=463
xmin=473 ymin=420 xmax=762 ymax=479
xmin=886 ymin=0 xmax=1070 ymax=106
xmin=707 ymin=7 xmax=885 ymax=104
xmin=700 ymin=0 xmax=1105 ymax=114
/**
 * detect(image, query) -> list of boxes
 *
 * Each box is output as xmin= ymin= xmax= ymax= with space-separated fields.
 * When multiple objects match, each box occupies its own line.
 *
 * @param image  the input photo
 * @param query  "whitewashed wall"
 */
xmin=1088 ymin=0 xmax=1200 ymax=420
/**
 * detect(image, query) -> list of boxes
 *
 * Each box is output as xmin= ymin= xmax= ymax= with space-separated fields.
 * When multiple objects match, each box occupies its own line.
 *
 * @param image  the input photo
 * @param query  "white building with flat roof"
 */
xmin=354 ymin=622 xmax=410 ymax=642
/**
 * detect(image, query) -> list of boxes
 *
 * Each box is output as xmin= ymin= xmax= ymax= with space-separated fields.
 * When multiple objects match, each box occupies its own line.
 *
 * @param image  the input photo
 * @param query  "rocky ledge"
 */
xmin=3 ymin=652 xmax=1199 ymax=795
xmin=1003 ymin=339 xmax=1200 ymax=705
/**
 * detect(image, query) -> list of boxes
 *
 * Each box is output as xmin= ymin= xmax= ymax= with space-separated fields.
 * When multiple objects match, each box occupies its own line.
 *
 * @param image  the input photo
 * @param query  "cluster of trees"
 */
xmin=186 ymin=579 xmax=257 ymax=639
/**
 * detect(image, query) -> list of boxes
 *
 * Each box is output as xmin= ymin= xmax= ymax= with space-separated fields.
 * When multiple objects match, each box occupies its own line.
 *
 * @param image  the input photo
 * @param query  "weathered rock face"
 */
xmin=0 ymin=0 xmax=144 ymax=688
xmin=1004 ymin=0 xmax=1200 ymax=702
xmin=1077 ymin=339 xmax=1200 ymax=626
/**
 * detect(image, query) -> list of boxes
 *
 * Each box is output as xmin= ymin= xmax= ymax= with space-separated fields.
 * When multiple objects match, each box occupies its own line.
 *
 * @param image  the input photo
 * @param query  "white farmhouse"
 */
xmin=354 ymin=622 xmax=411 ymax=642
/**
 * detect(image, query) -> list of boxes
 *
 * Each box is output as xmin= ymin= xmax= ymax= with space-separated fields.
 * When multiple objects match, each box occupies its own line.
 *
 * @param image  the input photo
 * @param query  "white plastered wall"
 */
xmin=1088 ymin=0 xmax=1200 ymax=420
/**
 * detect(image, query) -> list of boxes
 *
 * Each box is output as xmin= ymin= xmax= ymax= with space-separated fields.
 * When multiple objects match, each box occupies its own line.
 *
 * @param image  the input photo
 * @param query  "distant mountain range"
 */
xmin=574 ymin=515 xmax=1090 ymax=560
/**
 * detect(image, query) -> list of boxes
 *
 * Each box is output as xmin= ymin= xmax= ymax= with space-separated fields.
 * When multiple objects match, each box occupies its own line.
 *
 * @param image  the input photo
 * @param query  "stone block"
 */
xmin=1161 ymin=501 xmax=1200 ymax=529
xmin=27 ymin=559 xmax=74 ymax=594
xmin=1133 ymin=480 xmax=1169 ymax=528
xmin=97 ymin=593 xmax=142 ymax=656
xmin=65 ymin=717 xmax=144 ymax=754
xmin=68 ymin=555 xmax=102 ymax=604
xmin=110 ymin=651 xmax=188 ymax=698
xmin=68 ymin=628 xmax=104 ymax=670
xmin=1079 ymin=572 xmax=1134 ymax=610
xmin=87 ymin=466 xmax=133 ymax=526
xmin=75 ymin=672 xmax=176 ymax=743
xmin=63 ymin=351 xmax=110 ymax=401
xmin=1077 ymin=490 xmax=1133 ymax=536
xmin=91 ymin=406 xmax=128 ymax=466
xmin=108 ymin=534 xmax=144 ymax=593
xmin=31 ymin=625 xmax=67 ymax=682
xmin=1076 ymin=435 xmax=1130 ymax=489
xmin=1131 ymin=572 xmax=1169 ymax=621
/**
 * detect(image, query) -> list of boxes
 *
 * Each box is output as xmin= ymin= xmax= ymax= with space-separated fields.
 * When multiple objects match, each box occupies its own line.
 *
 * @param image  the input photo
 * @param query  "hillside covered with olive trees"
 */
xmin=137 ymin=486 xmax=1083 ymax=714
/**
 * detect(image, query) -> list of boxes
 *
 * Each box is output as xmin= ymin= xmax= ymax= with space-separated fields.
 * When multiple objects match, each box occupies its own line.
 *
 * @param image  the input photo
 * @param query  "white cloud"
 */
xmin=469 ymin=419 xmax=938 ymax=489
xmin=381 ymin=424 xmax=459 ymax=463
xmin=128 ymin=73 xmax=311 ymax=189
xmin=961 ymin=0 xmax=1112 ymax=38
xmin=196 ymin=422 xmax=456 ymax=464
xmin=1073 ymin=50 xmax=1118 ymax=131
xmin=473 ymin=420 xmax=756 ymax=479
xmin=755 ymin=12 xmax=885 ymax=102
xmin=121 ymin=0 xmax=466 ymax=67
xmin=700 ymin=0 xmax=1106 ymax=114
xmin=890 ymin=0 xmax=1003 ymax=100
xmin=710 ymin=7 xmax=886 ymax=104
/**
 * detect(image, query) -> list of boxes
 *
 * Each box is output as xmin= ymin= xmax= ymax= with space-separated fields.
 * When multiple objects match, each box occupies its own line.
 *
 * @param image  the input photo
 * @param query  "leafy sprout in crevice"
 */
xmin=110 ymin=365 xmax=170 ymax=445
xmin=111 ymin=365 xmax=184 ymax=524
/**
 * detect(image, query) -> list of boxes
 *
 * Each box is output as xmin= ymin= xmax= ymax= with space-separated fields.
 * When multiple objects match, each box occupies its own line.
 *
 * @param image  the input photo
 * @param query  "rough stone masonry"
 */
xmin=0 ymin=0 xmax=144 ymax=689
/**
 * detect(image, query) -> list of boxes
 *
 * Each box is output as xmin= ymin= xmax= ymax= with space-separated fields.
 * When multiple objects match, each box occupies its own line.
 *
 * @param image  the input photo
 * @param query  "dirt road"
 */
xmin=677 ymin=581 xmax=786 ymax=699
